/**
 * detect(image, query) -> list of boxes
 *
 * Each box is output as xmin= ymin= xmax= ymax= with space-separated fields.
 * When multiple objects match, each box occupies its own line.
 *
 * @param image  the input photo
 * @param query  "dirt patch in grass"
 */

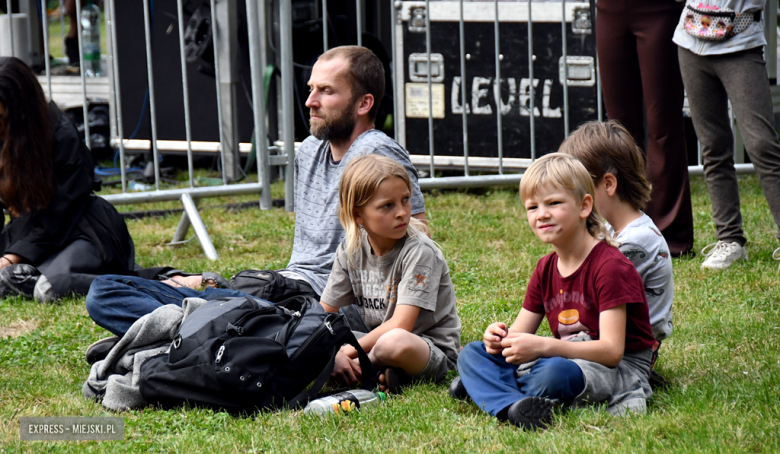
xmin=0 ymin=318 xmax=38 ymax=338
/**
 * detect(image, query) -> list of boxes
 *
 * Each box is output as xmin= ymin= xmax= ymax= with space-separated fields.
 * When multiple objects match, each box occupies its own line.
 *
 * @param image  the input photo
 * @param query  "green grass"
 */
xmin=1 ymin=174 xmax=779 ymax=453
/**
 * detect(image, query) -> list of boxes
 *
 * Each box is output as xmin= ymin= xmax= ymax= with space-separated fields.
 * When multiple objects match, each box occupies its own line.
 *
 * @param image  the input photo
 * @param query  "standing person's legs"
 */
xmin=596 ymin=0 xmax=646 ymax=150
xmin=457 ymin=342 xmax=584 ymax=417
xmin=86 ymin=275 xmax=249 ymax=337
xmin=714 ymin=47 xmax=780 ymax=241
xmin=633 ymin=1 xmax=694 ymax=255
xmin=679 ymin=47 xmax=747 ymax=246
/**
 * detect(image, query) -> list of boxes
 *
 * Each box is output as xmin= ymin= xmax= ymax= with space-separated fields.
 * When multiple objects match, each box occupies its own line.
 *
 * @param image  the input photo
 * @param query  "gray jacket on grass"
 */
xmin=82 ymin=297 xmax=208 ymax=411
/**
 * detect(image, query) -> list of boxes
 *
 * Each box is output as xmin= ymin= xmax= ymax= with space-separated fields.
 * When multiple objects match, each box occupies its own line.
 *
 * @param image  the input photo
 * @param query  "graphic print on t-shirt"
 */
xmin=350 ymin=269 xmax=398 ymax=326
xmin=546 ymin=289 xmax=595 ymax=341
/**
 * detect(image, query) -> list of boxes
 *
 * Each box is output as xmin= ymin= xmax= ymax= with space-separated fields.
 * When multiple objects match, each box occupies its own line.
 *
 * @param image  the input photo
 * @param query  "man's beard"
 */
xmin=309 ymin=104 xmax=356 ymax=144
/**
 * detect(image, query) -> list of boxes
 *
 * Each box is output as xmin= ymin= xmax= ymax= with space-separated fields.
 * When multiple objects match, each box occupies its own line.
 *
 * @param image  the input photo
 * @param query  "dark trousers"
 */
xmin=596 ymin=0 xmax=694 ymax=255
xmin=679 ymin=47 xmax=780 ymax=244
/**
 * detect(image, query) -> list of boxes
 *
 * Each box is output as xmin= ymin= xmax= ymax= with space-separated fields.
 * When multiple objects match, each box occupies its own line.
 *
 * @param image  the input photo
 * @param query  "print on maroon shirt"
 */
xmin=522 ymin=242 xmax=656 ymax=352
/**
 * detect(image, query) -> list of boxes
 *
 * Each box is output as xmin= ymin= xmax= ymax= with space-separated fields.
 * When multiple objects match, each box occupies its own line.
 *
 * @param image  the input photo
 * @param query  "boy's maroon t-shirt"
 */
xmin=522 ymin=241 xmax=655 ymax=352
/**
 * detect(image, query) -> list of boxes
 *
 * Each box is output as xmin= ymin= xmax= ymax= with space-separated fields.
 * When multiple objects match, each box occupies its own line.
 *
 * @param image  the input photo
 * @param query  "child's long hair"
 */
xmin=338 ymin=155 xmax=429 ymax=266
xmin=519 ymin=153 xmax=619 ymax=248
xmin=558 ymin=120 xmax=652 ymax=211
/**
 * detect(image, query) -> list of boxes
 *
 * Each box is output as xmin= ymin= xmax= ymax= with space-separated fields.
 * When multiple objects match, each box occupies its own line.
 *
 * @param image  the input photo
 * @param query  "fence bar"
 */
xmin=528 ymin=0 xmax=536 ymax=160
xmin=322 ymin=0 xmax=328 ymax=50
xmin=102 ymin=182 xmax=264 ymax=205
xmin=74 ymin=0 xmax=90 ymax=149
xmin=356 ymin=0 xmax=362 ymax=47
xmin=391 ymin=1 xmax=398 ymax=141
xmin=142 ymin=0 xmax=160 ymax=188
xmin=246 ymin=0 xmax=272 ymax=210
xmin=41 ymin=0 xmax=51 ymax=100
xmin=5 ymin=0 xmax=13 ymax=57
xmin=459 ymin=0 xmax=469 ymax=176
xmin=280 ymin=0 xmax=296 ymax=211
xmin=59 ymin=0 xmax=64 ymax=57
xmin=561 ymin=0 xmax=569 ymax=137
xmin=208 ymin=0 xmax=228 ymax=184
xmin=494 ymin=0 xmax=503 ymax=174
xmin=180 ymin=193 xmax=219 ymax=260
xmin=425 ymin=0 xmax=434 ymax=177
xmin=594 ymin=4 xmax=602 ymax=122
xmin=107 ymin=0 xmax=126 ymax=192
xmin=175 ymin=0 xmax=195 ymax=188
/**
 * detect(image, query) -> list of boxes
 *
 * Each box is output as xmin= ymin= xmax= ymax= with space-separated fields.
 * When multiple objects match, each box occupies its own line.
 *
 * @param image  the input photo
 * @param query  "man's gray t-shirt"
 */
xmin=320 ymin=231 xmax=461 ymax=364
xmin=286 ymin=129 xmax=425 ymax=295
xmin=607 ymin=213 xmax=674 ymax=341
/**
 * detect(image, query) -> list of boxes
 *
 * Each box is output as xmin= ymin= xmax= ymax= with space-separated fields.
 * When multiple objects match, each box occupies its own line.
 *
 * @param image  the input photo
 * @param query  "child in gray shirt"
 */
xmin=319 ymin=155 xmax=461 ymax=393
xmin=561 ymin=121 xmax=674 ymax=356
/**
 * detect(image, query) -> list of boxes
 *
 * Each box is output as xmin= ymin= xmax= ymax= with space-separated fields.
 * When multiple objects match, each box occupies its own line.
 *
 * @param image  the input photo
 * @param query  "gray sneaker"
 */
xmin=701 ymin=241 xmax=747 ymax=270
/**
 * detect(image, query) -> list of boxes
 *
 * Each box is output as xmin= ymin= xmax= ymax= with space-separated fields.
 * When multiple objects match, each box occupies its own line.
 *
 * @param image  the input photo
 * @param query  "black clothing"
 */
xmin=0 ymin=104 xmax=135 ymax=299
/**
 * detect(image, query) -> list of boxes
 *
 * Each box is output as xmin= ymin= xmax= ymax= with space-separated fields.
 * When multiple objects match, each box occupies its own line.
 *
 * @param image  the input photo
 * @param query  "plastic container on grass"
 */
xmin=304 ymin=390 xmax=387 ymax=415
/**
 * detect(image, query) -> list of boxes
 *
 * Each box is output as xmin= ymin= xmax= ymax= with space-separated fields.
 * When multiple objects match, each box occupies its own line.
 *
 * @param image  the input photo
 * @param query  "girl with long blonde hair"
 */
xmin=319 ymin=155 xmax=461 ymax=394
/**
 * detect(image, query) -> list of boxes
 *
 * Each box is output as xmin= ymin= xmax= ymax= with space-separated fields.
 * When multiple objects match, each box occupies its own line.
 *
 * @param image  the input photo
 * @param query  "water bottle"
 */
xmin=303 ymin=390 xmax=386 ymax=415
xmin=80 ymin=2 xmax=101 ymax=76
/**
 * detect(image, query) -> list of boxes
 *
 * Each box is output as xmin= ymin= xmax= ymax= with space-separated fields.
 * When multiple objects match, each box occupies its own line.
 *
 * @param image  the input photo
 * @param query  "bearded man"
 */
xmin=84 ymin=46 xmax=426 ymax=360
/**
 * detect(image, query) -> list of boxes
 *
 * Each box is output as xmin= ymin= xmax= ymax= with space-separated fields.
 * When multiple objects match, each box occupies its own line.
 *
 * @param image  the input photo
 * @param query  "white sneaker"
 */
xmin=701 ymin=241 xmax=748 ymax=270
xmin=773 ymin=247 xmax=780 ymax=271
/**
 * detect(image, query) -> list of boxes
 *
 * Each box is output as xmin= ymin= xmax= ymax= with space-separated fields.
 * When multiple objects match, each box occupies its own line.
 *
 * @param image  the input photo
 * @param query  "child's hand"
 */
xmin=501 ymin=333 xmax=546 ymax=365
xmin=330 ymin=348 xmax=362 ymax=386
xmin=483 ymin=322 xmax=508 ymax=354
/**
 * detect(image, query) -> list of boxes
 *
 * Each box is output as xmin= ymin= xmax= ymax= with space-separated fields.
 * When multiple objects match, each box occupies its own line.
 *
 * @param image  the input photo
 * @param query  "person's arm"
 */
xmin=483 ymin=309 xmax=544 ymax=355
xmin=500 ymin=305 xmax=627 ymax=367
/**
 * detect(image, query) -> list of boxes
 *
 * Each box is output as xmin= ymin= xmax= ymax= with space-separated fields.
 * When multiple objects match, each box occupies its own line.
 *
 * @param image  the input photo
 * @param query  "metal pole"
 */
xmin=5 ymin=0 xmax=13 ymax=57
xmin=391 ymin=1 xmax=398 ymax=140
xmin=75 ymin=0 xmax=90 ymax=149
xmin=594 ymin=3 xmax=602 ymax=122
xmin=281 ymin=0 xmax=296 ymax=211
xmin=246 ymin=0 xmax=272 ymax=210
xmin=528 ymin=0 xmax=536 ymax=160
xmin=107 ymin=0 xmax=126 ymax=192
xmin=142 ymin=0 xmax=161 ymax=189
xmin=425 ymin=0 xmax=434 ymax=177
xmin=209 ymin=0 xmax=228 ymax=185
xmin=60 ymin=0 xmax=64 ymax=58
xmin=494 ymin=0 xmax=503 ymax=174
xmin=176 ymin=0 xmax=195 ymax=188
xmin=322 ymin=0 xmax=328 ymax=50
xmin=561 ymin=0 xmax=569 ymax=137
xmin=180 ymin=193 xmax=219 ymax=261
xmin=356 ymin=0 xmax=362 ymax=47
xmin=459 ymin=0 xmax=469 ymax=176
xmin=41 ymin=0 xmax=52 ymax=100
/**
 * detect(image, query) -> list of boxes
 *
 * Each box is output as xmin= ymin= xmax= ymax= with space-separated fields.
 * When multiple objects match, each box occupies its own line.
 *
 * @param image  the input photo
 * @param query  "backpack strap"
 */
xmin=285 ymin=330 xmax=376 ymax=410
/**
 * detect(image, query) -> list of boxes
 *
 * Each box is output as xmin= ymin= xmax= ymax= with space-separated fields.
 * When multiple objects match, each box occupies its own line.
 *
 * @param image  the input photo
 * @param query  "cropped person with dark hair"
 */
xmin=0 ymin=57 xmax=135 ymax=302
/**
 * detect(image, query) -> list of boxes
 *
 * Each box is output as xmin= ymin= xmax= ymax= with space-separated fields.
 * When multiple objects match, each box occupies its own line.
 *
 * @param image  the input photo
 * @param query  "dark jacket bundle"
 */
xmin=138 ymin=294 xmax=375 ymax=413
xmin=0 ymin=104 xmax=135 ymax=297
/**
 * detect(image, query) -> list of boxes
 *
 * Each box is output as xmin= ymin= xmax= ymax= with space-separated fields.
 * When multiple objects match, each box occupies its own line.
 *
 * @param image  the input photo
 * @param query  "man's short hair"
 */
xmin=318 ymin=46 xmax=385 ymax=121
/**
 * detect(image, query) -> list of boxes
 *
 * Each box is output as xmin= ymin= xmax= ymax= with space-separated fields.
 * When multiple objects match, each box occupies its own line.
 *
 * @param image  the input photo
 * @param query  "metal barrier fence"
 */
xmin=8 ymin=0 xmax=779 ymax=259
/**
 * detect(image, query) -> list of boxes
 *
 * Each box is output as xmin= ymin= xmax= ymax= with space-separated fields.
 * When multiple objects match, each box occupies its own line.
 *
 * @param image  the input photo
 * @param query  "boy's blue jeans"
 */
xmin=457 ymin=341 xmax=585 ymax=417
xmin=86 ymin=275 xmax=250 ymax=337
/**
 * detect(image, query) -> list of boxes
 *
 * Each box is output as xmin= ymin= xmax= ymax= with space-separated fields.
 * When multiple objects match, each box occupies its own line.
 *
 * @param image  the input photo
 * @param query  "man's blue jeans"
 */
xmin=457 ymin=341 xmax=585 ymax=417
xmin=86 ymin=275 xmax=250 ymax=337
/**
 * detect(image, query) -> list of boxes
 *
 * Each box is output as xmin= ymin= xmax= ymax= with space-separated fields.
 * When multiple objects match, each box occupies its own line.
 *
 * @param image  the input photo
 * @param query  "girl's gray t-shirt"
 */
xmin=320 ymin=231 xmax=461 ymax=364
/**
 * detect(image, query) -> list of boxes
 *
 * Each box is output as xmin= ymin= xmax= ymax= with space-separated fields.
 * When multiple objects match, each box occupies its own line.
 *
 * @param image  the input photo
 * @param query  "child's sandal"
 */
xmin=379 ymin=367 xmax=413 ymax=394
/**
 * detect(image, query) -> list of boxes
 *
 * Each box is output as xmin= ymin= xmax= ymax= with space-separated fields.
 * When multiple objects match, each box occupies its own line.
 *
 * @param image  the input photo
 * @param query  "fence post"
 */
xmin=280 ymin=0 xmax=296 ymax=212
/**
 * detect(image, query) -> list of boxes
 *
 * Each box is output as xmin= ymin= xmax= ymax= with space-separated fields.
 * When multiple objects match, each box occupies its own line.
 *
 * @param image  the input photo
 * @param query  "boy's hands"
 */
xmin=483 ymin=322 xmax=508 ymax=354
xmin=501 ymin=333 xmax=546 ymax=365
xmin=330 ymin=346 xmax=362 ymax=387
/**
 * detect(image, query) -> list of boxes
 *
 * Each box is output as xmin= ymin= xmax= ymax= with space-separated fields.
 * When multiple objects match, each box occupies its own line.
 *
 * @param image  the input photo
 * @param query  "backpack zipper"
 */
xmin=215 ymin=345 xmax=225 ymax=364
xmin=288 ymin=314 xmax=340 ymax=362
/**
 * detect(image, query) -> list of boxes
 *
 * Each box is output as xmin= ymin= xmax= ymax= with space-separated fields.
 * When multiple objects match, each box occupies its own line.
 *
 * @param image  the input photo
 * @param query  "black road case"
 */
xmin=394 ymin=1 xmax=599 ymax=161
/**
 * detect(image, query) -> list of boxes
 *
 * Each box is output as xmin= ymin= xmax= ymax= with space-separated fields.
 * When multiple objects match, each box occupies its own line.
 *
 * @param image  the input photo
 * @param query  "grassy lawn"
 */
xmin=0 ymin=174 xmax=778 ymax=453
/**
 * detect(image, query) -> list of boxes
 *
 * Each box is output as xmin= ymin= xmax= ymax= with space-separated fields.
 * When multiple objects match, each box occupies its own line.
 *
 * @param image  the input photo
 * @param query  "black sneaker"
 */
xmin=648 ymin=368 xmax=670 ymax=390
xmin=86 ymin=336 xmax=120 ymax=364
xmin=507 ymin=396 xmax=558 ymax=431
xmin=448 ymin=376 xmax=469 ymax=401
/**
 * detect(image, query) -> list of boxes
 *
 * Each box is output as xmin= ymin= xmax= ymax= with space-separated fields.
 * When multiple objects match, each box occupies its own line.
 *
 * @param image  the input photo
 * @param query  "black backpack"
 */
xmin=138 ymin=295 xmax=375 ymax=413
